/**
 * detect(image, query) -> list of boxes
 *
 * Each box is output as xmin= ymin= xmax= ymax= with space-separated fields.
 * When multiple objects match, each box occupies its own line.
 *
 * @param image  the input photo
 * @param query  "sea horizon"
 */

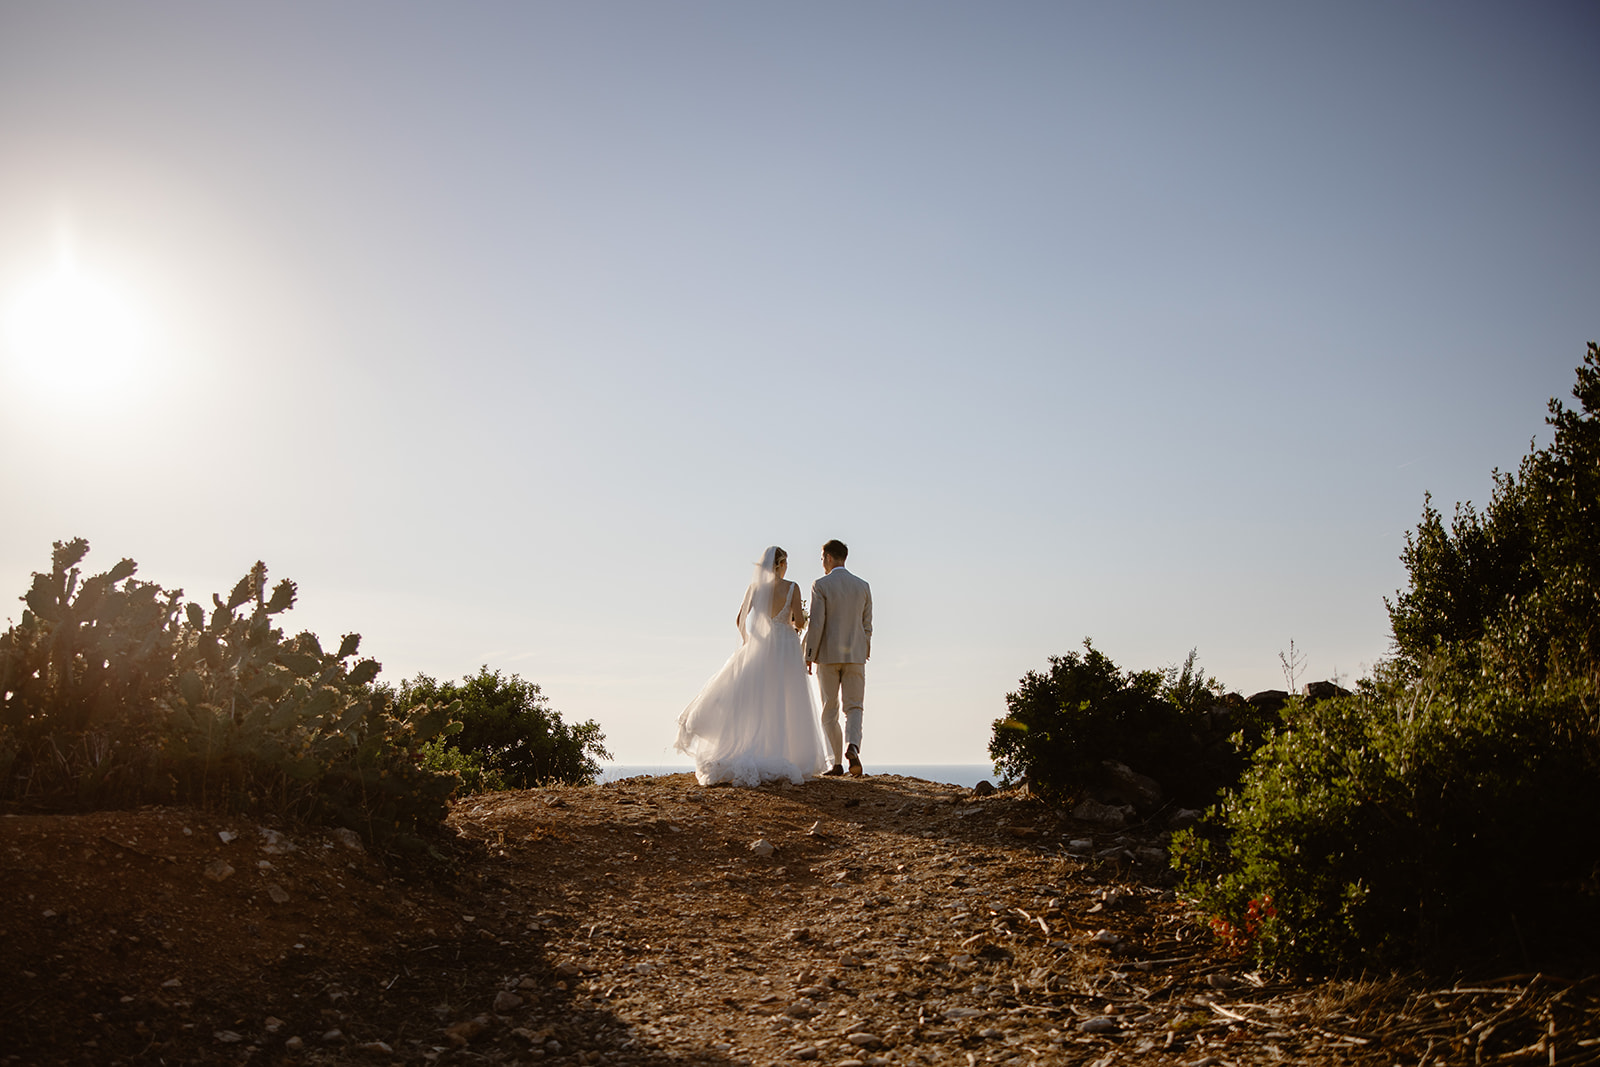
xmin=597 ymin=762 xmax=1000 ymax=789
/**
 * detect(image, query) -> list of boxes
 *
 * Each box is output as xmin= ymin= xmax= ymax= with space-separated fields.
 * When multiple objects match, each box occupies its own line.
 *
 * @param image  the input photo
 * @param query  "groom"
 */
xmin=805 ymin=539 xmax=873 ymax=777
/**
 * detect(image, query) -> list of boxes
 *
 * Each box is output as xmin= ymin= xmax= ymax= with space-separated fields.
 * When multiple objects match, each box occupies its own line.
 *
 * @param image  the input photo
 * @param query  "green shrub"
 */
xmin=391 ymin=667 xmax=610 ymax=790
xmin=1173 ymin=667 xmax=1600 ymax=972
xmin=989 ymin=642 xmax=1237 ymax=806
xmin=0 ymin=541 xmax=462 ymax=850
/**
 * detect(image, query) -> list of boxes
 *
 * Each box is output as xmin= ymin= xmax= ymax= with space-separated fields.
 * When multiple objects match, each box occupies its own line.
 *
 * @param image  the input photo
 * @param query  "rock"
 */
xmin=749 ymin=838 xmax=776 ymax=857
xmin=321 ymin=1028 xmax=345 ymax=1043
xmin=1246 ymin=689 xmax=1289 ymax=713
xmin=1067 ymin=838 xmax=1095 ymax=854
xmin=1100 ymin=760 xmax=1163 ymax=812
xmin=1079 ymin=1016 xmax=1118 ymax=1033
xmin=1090 ymin=929 xmax=1121 ymax=945
xmin=790 ymin=1045 xmax=821 ymax=1060
xmin=217 ymin=831 xmax=237 ymax=844
xmin=214 ymin=1030 xmax=244 ymax=1043
xmin=202 ymin=860 xmax=234 ymax=883
xmin=1305 ymin=680 xmax=1351 ymax=703
xmin=264 ymin=1017 xmax=284 ymax=1033
xmin=1072 ymin=799 xmax=1133 ymax=827
xmin=972 ymin=780 xmax=996 ymax=797
xmin=1168 ymin=808 xmax=1202 ymax=829
xmin=1134 ymin=846 xmax=1167 ymax=866
xmin=444 ymin=1016 xmax=491 ymax=1046
xmin=284 ymin=1036 xmax=304 ymax=1051
xmin=258 ymin=828 xmax=296 ymax=854
xmin=493 ymin=990 xmax=525 ymax=1012
xmin=330 ymin=827 xmax=365 ymax=852
xmin=846 ymin=1032 xmax=883 ymax=1048
xmin=265 ymin=883 xmax=290 ymax=904
xmin=784 ymin=999 xmax=819 ymax=1019
xmin=943 ymin=1007 xmax=983 ymax=1021
xmin=356 ymin=1041 xmax=394 ymax=1054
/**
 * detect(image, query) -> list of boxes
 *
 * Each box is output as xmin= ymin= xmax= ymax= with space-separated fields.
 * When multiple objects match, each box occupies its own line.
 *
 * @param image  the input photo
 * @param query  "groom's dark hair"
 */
xmin=822 ymin=539 xmax=848 ymax=562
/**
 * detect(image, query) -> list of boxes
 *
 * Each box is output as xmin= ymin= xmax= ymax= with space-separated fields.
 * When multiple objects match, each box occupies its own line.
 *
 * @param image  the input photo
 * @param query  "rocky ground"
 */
xmin=3 ymin=772 xmax=1596 ymax=1065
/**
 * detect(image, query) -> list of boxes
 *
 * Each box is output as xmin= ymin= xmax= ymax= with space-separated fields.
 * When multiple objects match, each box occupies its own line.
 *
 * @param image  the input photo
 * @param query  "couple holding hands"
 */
xmin=674 ymin=540 xmax=872 ymax=787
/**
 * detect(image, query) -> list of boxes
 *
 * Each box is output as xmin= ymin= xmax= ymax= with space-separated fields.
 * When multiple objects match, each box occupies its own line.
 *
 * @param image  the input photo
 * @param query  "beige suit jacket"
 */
xmin=804 ymin=566 xmax=872 ymax=665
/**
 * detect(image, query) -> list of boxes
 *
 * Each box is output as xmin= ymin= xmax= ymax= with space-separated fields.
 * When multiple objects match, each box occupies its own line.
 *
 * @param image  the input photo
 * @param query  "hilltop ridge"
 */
xmin=3 ymin=773 xmax=1592 ymax=1064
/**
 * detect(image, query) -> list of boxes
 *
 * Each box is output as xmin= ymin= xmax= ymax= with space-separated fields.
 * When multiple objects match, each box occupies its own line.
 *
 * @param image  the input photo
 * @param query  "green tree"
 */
xmin=394 ymin=667 xmax=609 ymax=789
xmin=1388 ymin=341 xmax=1600 ymax=685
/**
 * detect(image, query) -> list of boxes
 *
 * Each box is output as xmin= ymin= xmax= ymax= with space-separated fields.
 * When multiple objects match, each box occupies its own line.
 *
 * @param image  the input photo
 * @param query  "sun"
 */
xmin=3 ymin=255 xmax=149 ymax=394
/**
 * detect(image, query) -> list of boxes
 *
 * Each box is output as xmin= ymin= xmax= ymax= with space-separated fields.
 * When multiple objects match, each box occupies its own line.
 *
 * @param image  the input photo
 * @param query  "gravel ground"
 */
xmin=3 ymin=771 xmax=1595 ymax=1065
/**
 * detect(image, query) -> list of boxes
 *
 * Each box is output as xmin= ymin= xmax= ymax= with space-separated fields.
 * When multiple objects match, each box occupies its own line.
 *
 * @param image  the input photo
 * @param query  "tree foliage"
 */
xmin=392 ymin=667 xmax=610 ymax=790
xmin=1388 ymin=341 xmax=1600 ymax=684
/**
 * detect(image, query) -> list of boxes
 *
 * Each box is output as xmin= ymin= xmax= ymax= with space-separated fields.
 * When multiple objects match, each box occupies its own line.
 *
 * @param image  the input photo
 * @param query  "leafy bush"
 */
xmin=989 ymin=642 xmax=1238 ymax=806
xmin=0 ymin=540 xmax=462 ymax=850
xmin=1173 ymin=668 xmax=1600 ymax=972
xmin=1179 ymin=346 xmax=1600 ymax=973
xmin=391 ymin=667 xmax=610 ymax=790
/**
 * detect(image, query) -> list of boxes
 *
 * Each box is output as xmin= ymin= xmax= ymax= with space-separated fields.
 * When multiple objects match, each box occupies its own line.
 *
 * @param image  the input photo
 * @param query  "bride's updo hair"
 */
xmin=772 ymin=547 xmax=787 ymax=568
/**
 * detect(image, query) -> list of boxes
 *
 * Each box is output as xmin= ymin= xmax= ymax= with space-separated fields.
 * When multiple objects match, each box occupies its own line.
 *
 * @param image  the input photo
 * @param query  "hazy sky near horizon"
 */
xmin=2 ymin=3 xmax=1596 ymax=764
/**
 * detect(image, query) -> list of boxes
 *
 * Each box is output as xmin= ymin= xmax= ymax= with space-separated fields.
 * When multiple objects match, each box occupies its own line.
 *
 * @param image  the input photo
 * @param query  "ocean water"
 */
xmin=597 ymin=763 xmax=998 ymax=789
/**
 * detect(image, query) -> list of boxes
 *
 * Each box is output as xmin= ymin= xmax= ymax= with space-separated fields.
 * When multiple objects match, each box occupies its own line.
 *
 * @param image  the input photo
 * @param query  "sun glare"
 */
xmin=3 ymin=257 xmax=150 ymax=394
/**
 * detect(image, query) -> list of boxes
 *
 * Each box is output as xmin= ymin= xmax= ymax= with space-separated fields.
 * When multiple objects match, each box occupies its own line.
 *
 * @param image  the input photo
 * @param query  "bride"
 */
xmin=674 ymin=546 xmax=830 ymax=786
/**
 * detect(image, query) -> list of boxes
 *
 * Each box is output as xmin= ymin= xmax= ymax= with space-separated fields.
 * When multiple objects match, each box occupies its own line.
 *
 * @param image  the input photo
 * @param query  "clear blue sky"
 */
xmin=2 ymin=3 xmax=1595 ymax=764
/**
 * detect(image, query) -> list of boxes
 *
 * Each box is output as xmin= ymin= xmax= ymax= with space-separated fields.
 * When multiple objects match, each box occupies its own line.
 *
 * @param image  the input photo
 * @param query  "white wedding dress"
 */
xmin=674 ymin=549 xmax=830 ymax=786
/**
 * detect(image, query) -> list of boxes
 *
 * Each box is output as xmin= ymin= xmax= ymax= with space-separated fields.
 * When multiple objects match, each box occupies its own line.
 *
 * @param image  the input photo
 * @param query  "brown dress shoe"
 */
xmin=847 ymin=747 xmax=863 ymax=777
xmin=823 ymin=764 xmax=845 ymax=777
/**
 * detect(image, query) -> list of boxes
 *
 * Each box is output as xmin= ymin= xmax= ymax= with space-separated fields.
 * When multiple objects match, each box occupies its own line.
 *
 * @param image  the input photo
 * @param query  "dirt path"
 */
xmin=3 ymin=773 xmax=1595 ymax=1065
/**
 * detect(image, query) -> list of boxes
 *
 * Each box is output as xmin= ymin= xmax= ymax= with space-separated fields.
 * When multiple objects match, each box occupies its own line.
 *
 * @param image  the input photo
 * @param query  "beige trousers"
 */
xmin=816 ymin=662 xmax=865 ymax=765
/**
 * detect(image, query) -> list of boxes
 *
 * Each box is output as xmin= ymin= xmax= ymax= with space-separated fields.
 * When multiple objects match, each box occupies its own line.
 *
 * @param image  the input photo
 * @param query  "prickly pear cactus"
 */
xmin=1 ymin=541 xmax=460 ymax=850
